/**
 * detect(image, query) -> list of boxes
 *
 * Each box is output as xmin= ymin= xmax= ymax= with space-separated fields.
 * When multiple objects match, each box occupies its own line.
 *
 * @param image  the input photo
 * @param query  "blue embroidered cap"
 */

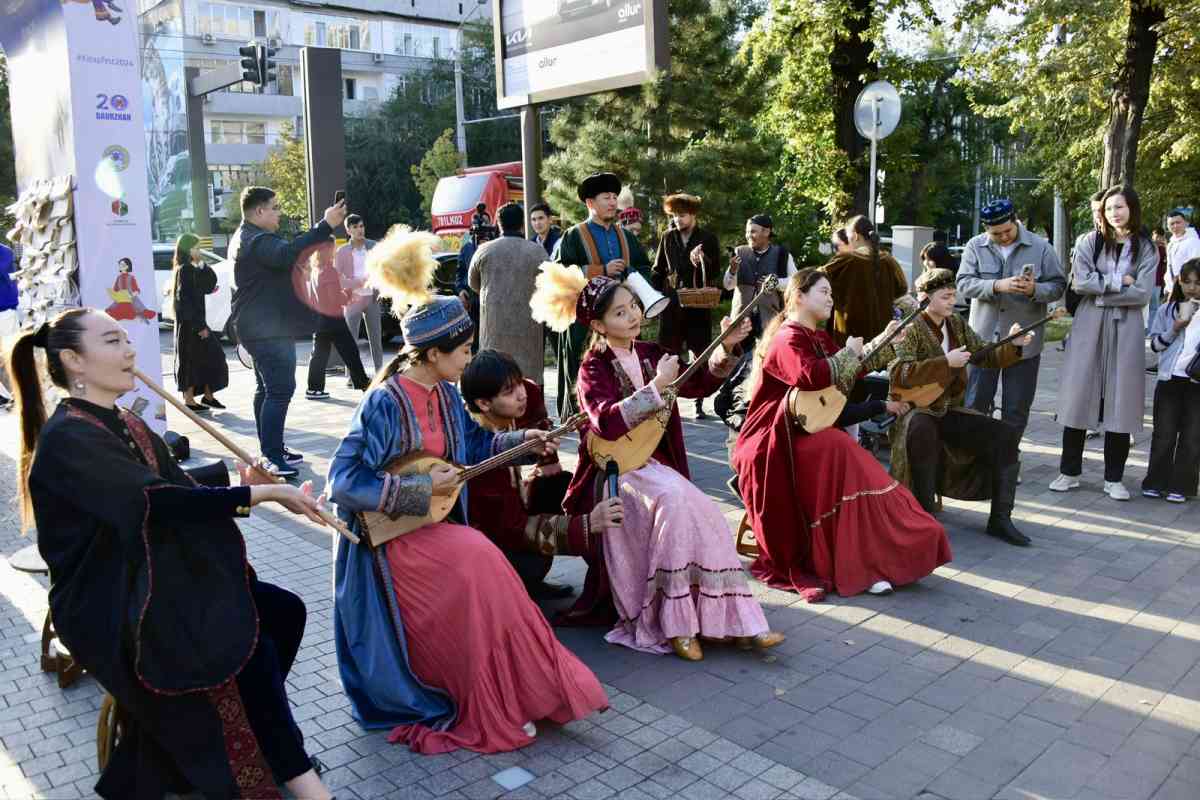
xmin=980 ymin=198 xmax=1015 ymax=226
xmin=401 ymin=296 xmax=472 ymax=348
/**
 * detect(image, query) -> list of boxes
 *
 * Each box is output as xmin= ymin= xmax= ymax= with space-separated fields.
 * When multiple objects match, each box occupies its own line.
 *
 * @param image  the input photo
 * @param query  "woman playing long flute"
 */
xmin=7 ymin=308 xmax=334 ymax=799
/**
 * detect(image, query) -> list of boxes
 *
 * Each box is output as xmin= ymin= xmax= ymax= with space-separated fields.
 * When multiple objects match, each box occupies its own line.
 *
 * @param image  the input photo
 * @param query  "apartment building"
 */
xmin=137 ymin=0 xmax=490 ymax=235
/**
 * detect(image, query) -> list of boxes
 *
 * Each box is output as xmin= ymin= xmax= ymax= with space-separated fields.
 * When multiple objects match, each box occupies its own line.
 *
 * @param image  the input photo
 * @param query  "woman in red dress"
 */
xmin=732 ymin=268 xmax=951 ymax=601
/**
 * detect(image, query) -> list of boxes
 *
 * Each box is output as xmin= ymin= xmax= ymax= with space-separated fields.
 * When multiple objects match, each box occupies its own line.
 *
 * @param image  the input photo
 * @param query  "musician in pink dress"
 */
xmin=530 ymin=262 xmax=784 ymax=662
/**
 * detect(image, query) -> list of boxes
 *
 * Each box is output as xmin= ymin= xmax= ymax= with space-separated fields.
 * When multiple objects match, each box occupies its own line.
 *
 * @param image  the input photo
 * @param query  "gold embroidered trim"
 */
xmin=808 ymin=481 xmax=901 ymax=528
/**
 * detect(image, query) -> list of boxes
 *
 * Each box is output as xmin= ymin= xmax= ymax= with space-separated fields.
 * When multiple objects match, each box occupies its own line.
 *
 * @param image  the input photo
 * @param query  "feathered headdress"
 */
xmin=365 ymin=226 xmax=440 ymax=310
xmin=530 ymin=261 xmax=588 ymax=333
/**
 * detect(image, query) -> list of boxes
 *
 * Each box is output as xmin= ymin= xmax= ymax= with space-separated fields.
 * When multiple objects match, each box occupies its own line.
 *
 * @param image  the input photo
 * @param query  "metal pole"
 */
xmin=868 ymin=137 xmax=878 ymax=226
xmin=184 ymin=67 xmax=212 ymax=237
xmin=521 ymin=104 xmax=542 ymax=232
xmin=454 ymin=57 xmax=468 ymax=166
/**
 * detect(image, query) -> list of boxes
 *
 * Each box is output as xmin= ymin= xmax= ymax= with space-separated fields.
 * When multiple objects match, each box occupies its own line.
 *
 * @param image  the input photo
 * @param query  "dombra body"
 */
xmin=786 ymin=297 xmax=930 ymax=433
xmin=357 ymin=414 xmax=585 ymax=547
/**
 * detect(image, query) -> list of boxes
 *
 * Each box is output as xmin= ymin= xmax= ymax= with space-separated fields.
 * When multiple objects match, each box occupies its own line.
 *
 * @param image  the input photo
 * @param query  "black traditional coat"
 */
xmin=652 ymin=226 xmax=720 ymax=356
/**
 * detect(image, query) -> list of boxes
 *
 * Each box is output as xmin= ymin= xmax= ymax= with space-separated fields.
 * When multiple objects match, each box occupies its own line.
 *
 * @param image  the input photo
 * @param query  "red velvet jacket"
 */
xmin=563 ymin=340 xmax=734 ymax=516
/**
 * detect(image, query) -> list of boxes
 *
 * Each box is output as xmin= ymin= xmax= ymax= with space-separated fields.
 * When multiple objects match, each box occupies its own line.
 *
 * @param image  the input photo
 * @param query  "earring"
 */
xmin=73 ymin=380 xmax=85 ymax=393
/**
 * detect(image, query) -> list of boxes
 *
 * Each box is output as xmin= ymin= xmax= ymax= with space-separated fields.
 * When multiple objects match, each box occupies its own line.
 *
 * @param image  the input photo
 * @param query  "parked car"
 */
xmin=153 ymin=244 xmax=236 ymax=341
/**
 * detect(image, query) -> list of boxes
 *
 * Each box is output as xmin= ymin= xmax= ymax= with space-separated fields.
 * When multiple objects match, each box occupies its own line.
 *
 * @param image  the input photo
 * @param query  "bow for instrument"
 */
xmin=589 ymin=275 xmax=780 ymax=474
xmin=356 ymin=413 xmax=586 ymax=548
xmin=787 ymin=296 xmax=931 ymax=434
xmin=132 ymin=368 xmax=360 ymax=544
xmin=892 ymin=307 xmax=1067 ymax=408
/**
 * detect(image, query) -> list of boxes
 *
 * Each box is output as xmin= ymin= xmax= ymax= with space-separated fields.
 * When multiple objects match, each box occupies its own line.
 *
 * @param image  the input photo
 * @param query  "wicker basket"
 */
xmin=676 ymin=256 xmax=721 ymax=309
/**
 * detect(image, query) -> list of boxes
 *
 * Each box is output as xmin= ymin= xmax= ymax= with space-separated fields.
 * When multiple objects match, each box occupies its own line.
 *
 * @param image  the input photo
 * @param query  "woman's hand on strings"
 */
xmin=590 ymin=497 xmax=624 ymax=530
xmin=524 ymin=429 xmax=560 ymax=457
xmin=653 ymin=354 xmax=680 ymax=392
xmin=429 ymin=463 xmax=460 ymax=497
xmin=720 ymin=316 xmax=752 ymax=349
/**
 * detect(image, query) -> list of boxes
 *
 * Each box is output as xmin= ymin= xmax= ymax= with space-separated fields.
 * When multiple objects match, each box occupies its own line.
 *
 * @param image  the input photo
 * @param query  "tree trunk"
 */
xmin=1099 ymin=0 xmax=1165 ymax=189
xmin=830 ymin=0 xmax=876 ymax=217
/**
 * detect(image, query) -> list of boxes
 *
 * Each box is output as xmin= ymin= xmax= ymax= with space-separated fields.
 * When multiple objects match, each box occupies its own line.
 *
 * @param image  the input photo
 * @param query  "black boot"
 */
xmin=986 ymin=462 xmax=1031 ymax=546
xmin=910 ymin=459 xmax=939 ymax=515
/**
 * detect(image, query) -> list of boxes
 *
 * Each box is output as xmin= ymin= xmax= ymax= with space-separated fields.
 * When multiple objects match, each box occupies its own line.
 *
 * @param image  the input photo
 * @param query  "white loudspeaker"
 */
xmin=623 ymin=271 xmax=670 ymax=319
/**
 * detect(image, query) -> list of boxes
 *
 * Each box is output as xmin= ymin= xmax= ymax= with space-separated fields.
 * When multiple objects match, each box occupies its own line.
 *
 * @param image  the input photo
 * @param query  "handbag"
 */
xmin=1186 ymin=349 xmax=1200 ymax=382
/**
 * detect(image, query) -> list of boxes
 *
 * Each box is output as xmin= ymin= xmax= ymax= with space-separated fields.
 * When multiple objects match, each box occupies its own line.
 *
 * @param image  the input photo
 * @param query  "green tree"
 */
xmin=412 ymin=129 xmax=464 ymax=221
xmin=957 ymin=0 xmax=1200 ymax=225
xmin=744 ymin=0 xmax=933 ymax=222
xmin=542 ymin=0 xmax=786 ymax=253
xmin=261 ymin=122 xmax=310 ymax=230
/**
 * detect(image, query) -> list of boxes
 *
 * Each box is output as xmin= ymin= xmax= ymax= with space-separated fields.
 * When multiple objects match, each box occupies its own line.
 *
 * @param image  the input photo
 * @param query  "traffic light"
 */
xmin=257 ymin=43 xmax=278 ymax=88
xmin=238 ymin=43 xmax=261 ymax=86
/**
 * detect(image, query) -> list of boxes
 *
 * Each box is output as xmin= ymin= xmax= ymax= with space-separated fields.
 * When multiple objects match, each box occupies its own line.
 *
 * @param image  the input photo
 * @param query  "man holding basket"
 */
xmin=652 ymin=192 xmax=722 ymax=418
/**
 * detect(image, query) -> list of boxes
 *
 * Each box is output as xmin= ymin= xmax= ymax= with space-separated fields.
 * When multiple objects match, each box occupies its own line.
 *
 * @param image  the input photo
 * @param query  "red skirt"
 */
xmin=752 ymin=429 xmax=951 ymax=598
xmin=385 ymin=523 xmax=607 ymax=753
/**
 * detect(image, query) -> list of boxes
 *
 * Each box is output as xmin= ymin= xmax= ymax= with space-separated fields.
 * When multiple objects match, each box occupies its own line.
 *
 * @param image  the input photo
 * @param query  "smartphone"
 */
xmin=1020 ymin=264 xmax=1035 ymax=279
xmin=333 ymin=190 xmax=346 ymax=205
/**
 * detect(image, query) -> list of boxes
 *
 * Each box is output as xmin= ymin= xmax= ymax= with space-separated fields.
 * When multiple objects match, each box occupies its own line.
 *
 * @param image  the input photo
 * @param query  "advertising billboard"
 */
xmin=493 ymin=0 xmax=669 ymax=109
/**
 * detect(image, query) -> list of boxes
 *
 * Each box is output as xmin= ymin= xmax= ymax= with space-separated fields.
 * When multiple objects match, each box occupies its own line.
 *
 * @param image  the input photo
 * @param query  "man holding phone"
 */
xmin=957 ymin=198 xmax=1066 ymax=444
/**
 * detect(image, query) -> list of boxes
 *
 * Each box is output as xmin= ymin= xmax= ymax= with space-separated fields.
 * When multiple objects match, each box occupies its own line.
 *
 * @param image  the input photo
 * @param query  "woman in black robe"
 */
xmin=172 ymin=233 xmax=229 ymax=412
xmin=7 ymin=307 xmax=335 ymax=799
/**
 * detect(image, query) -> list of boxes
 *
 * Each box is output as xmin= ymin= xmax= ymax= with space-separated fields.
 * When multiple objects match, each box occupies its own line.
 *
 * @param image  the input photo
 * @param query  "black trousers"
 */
xmin=308 ymin=326 xmax=369 ymax=391
xmin=1143 ymin=377 xmax=1200 ymax=496
xmin=1060 ymin=427 xmax=1130 ymax=483
xmin=236 ymin=578 xmax=310 ymax=783
xmin=906 ymin=408 xmax=1020 ymax=473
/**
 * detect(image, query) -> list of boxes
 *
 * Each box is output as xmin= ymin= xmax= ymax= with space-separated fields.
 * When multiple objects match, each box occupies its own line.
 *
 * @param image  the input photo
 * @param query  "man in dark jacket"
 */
xmin=229 ymin=186 xmax=346 ymax=477
xmin=529 ymin=202 xmax=562 ymax=257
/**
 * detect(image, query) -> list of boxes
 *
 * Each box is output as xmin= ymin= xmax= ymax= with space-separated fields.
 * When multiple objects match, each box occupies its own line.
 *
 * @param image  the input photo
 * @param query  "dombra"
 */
xmin=357 ymin=414 xmax=585 ymax=547
xmin=786 ymin=297 xmax=929 ymax=433
xmin=588 ymin=277 xmax=779 ymax=474
xmin=889 ymin=308 xmax=1066 ymax=410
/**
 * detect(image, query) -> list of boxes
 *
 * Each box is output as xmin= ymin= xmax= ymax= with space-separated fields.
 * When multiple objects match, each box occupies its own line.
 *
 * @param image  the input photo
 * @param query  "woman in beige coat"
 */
xmin=1052 ymin=185 xmax=1157 ymax=501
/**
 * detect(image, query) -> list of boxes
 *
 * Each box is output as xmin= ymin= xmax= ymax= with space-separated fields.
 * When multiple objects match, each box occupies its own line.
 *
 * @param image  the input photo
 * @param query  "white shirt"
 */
xmin=1173 ymin=305 xmax=1200 ymax=379
xmin=996 ymin=241 xmax=1017 ymax=262
xmin=1167 ymin=229 xmax=1200 ymax=296
xmin=722 ymin=247 xmax=798 ymax=290
xmin=351 ymin=246 xmax=370 ymax=296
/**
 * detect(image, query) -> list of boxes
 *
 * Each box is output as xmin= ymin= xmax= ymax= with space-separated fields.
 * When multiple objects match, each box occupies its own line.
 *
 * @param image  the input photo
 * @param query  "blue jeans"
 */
xmin=965 ymin=354 xmax=1041 ymax=443
xmin=244 ymin=336 xmax=296 ymax=464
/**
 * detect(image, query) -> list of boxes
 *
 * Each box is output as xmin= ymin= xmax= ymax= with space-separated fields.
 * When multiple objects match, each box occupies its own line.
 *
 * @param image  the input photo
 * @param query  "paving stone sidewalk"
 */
xmin=0 ymin=333 xmax=1196 ymax=800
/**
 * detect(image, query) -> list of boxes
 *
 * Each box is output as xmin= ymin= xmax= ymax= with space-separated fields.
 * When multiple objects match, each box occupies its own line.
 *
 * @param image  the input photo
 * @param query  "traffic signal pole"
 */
xmin=184 ymin=66 xmax=212 ymax=238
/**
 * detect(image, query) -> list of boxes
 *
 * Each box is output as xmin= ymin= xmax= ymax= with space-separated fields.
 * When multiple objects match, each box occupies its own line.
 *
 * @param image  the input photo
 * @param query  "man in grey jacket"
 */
xmin=957 ymin=199 xmax=1066 ymax=442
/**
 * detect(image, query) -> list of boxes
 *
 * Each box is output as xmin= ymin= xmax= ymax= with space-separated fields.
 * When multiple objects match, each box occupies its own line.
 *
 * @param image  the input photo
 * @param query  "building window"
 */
xmin=345 ymin=78 xmax=357 ymax=100
xmin=402 ymin=33 xmax=413 ymax=55
xmin=432 ymin=37 xmax=440 ymax=59
xmin=306 ymin=17 xmax=370 ymax=50
xmin=253 ymin=9 xmax=265 ymax=37
xmin=210 ymin=120 xmax=267 ymax=145
xmin=273 ymin=64 xmax=295 ymax=97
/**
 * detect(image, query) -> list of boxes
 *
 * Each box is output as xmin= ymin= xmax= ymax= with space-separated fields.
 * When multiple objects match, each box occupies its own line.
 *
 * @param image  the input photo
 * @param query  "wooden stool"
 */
xmin=96 ymin=693 xmax=125 ymax=771
xmin=734 ymin=514 xmax=759 ymax=558
xmin=8 ymin=544 xmax=83 ymax=689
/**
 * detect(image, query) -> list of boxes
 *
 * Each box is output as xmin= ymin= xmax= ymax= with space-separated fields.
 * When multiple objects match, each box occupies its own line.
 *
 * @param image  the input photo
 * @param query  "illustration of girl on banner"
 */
xmin=61 ymin=0 xmax=123 ymax=26
xmin=106 ymin=257 xmax=156 ymax=322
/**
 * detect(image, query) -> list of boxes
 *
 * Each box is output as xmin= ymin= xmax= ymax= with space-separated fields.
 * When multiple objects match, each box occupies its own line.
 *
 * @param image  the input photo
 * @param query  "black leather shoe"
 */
xmin=986 ymin=516 xmax=1031 ymax=547
xmin=527 ymin=581 xmax=574 ymax=599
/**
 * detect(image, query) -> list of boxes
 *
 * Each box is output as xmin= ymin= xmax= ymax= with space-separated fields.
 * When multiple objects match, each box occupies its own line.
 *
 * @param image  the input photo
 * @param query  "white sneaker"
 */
xmin=1049 ymin=474 xmax=1080 ymax=492
xmin=868 ymin=581 xmax=894 ymax=596
xmin=1104 ymin=481 xmax=1131 ymax=501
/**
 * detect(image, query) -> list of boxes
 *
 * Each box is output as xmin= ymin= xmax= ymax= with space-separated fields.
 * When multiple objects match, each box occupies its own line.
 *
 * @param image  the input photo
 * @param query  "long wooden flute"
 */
xmin=132 ymin=368 xmax=360 ymax=545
